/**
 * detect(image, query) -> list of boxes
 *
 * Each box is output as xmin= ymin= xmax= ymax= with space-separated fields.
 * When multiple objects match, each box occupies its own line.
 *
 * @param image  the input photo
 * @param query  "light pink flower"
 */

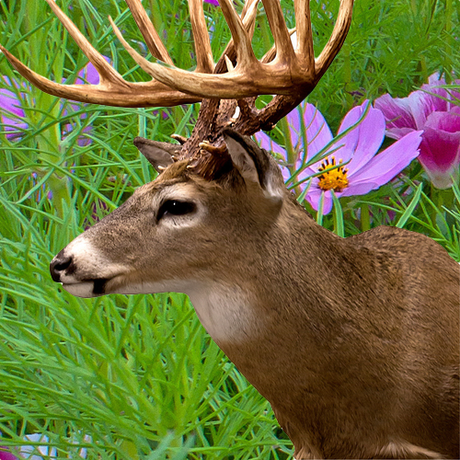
xmin=256 ymin=101 xmax=422 ymax=214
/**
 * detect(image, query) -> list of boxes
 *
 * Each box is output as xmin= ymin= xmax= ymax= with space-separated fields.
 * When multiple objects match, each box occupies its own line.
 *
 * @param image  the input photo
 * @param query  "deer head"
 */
xmin=3 ymin=1 xmax=459 ymax=459
xmin=49 ymin=129 xmax=288 ymax=305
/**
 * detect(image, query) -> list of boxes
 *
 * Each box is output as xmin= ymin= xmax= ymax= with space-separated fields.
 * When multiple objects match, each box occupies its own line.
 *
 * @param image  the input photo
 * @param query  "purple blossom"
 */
xmin=255 ymin=100 xmax=423 ymax=215
xmin=0 ymin=77 xmax=29 ymax=139
xmin=204 ymin=0 xmax=219 ymax=5
xmin=375 ymin=74 xmax=460 ymax=189
xmin=0 ymin=448 xmax=18 ymax=460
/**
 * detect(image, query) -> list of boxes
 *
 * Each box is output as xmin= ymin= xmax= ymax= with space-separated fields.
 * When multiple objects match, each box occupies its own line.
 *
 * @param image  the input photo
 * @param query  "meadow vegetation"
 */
xmin=0 ymin=0 xmax=459 ymax=458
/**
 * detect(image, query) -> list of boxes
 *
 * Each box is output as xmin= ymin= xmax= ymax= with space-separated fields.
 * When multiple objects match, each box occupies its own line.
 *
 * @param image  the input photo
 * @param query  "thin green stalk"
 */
xmin=360 ymin=204 xmax=370 ymax=232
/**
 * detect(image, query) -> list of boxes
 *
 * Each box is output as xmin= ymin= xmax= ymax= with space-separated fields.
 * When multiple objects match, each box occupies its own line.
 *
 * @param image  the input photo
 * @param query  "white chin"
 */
xmin=61 ymin=282 xmax=98 ymax=298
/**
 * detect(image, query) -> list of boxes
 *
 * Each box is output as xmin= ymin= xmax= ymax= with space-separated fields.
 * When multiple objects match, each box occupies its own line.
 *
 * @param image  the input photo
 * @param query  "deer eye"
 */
xmin=157 ymin=200 xmax=197 ymax=221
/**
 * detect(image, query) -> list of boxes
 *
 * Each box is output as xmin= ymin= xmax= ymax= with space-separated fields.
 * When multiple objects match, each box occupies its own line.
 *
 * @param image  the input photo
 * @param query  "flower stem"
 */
xmin=360 ymin=204 xmax=371 ymax=231
xmin=281 ymin=116 xmax=301 ymax=197
xmin=343 ymin=41 xmax=353 ymax=108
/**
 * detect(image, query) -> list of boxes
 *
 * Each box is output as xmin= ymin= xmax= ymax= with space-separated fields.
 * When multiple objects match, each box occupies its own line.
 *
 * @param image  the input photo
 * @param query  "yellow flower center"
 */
xmin=317 ymin=157 xmax=349 ymax=192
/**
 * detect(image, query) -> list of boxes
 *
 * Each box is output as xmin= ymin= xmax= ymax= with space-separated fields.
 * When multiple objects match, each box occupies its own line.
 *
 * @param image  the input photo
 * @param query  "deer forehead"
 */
xmin=137 ymin=178 xmax=216 ymax=210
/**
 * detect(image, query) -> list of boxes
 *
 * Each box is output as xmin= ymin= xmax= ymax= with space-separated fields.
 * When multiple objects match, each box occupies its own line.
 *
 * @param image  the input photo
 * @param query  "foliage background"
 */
xmin=0 ymin=0 xmax=459 ymax=458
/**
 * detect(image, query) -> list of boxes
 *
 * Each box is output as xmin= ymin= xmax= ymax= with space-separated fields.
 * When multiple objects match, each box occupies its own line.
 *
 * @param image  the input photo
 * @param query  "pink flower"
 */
xmin=375 ymin=74 xmax=460 ymax=189
xmin=0 ymin=448 xmax=17 ymax=460
xmin=255 ymin=101 xmax=423 ymax=214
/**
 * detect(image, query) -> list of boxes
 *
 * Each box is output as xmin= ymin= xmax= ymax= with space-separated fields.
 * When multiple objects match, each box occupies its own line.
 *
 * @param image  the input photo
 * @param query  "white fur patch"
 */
xmin=110 ymin=279 xmax=258 ymax=344
xmin=61 ymin=281 xmax=96 ymax=298
xmin=187 ymin=282 xmax=257 ymax=343
xmin=264 ymin=177 xmax=284 ymax=200
xmin=376 ymin=440 xmax=444 ymax=459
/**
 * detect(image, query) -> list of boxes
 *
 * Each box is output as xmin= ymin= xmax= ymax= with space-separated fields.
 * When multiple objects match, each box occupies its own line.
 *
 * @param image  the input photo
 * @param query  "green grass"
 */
xmin=0 ymin=0 xmax=459 ymax=458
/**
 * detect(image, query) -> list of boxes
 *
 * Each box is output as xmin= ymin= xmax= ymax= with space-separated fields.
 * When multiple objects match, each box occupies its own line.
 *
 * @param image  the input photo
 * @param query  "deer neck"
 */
xmin=184 ymin=199 xmax=359 ymax=360
xmin=180 ymin=202 xmax=379 ymax=456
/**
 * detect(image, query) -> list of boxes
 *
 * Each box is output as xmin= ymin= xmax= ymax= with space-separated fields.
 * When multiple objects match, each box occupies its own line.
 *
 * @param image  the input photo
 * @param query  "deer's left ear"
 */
xmin=134 ymin=137 xmax=180 ymax=173
xmin=223 ymin=128 xmax=286 ymax=200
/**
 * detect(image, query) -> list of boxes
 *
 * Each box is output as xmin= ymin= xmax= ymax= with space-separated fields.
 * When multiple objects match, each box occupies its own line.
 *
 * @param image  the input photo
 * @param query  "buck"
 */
xmin=2 ymin=0 xmax=459 ymax=458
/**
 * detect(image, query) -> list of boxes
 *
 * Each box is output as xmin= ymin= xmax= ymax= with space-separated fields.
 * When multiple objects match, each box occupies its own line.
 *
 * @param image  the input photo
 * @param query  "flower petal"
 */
xmin=0 ymin=85 xmax=28 ymax=138
xmin=339 ymin=102 xmax=386 ymax=174
xmin=254 ymin=131 xmax=286 ymax=156
xmin=75 ymin=58 xmax=109 ymax=85
xmin=254 ymin=131 xmax=291 ymax=182
xmin=374 ymin=93 xmax=418 ymax=136
xmin=286 ymin=105 xmax=302 ymax=149
xmin=302 ymin=103 xmax=333 ymax=161
xmin=306 ymin=186 xmax=334 ymax=214
xmin=0 ymin=448 xmax=18 ymax=460
xmin=417 ymin=111 xmax=460 ymax=188
xmin=344 ymin=130 xmax=422 ymax=193
xmin=406 ymin=89 xmax=443 ymax=128
xmin=340 ymin=181 xmax=381 ymax=197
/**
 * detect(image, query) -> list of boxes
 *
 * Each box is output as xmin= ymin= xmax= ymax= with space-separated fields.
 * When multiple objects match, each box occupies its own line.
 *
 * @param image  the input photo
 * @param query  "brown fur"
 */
xmin=51 ymin=132 xmax=460 ymax=459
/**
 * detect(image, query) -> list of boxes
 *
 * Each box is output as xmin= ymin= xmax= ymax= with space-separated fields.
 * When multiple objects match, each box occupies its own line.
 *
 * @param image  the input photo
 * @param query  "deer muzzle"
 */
xmin=49 ymin=236 xmax=128 ymax=298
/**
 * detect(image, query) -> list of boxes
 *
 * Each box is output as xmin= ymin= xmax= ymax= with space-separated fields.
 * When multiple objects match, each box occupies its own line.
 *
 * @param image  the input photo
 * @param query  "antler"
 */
xmin=1 ymin=0 xmax=354 ymax=174
xmin=1 ymin=0 xmax=353 ymax=105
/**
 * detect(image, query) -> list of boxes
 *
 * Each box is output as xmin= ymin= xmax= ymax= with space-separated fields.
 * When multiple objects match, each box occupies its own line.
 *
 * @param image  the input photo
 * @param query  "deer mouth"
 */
xmin=60 ymin=278 xmax=109 ymax=298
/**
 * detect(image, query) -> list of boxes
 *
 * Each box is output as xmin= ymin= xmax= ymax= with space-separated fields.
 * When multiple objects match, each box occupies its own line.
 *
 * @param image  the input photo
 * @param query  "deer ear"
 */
xmin=223 ymin=128 xmax=285 ymax=199
xmin=133 ymin=137 xmax=180 ymax=173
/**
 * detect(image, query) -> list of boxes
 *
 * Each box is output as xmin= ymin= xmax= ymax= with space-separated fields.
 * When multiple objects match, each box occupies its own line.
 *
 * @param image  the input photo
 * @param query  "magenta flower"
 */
xmin=255 ymin=100 xmax=423 ymax=215
xmin=0 ymin=60 xmax=104 ymax=145
xmin=0 ymin=448 xmax=17 ymax=460
xmin=204 ymin=0 xmax=219 ymax=5
xmin=375 ymin=74 xmax=460 ymax=189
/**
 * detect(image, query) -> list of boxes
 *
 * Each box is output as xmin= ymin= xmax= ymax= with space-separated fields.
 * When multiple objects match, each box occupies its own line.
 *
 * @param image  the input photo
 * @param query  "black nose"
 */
xmin=50 ymin=252 xmax=73 ymax=282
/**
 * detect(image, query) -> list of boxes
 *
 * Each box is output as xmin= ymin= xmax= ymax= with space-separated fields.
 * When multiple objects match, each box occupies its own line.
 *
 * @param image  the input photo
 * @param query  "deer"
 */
xmin=1 ymin=0 xmax=459 ymax=458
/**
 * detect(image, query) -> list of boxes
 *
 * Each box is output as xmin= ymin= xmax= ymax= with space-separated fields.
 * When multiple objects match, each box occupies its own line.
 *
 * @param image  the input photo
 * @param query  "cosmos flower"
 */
xmin=375 ymin=74 xmax=460 ymax=189
xmin=255 ymin=100 xmax=423 ymax=214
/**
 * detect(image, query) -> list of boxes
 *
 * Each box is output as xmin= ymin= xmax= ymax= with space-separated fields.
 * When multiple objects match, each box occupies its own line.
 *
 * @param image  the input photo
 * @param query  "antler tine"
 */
xmin=189 ymin=0 xmax=214 ymax=73
xmin=261 ymin=28 xmax=296 ymax=64
xmin=124 ymin=0 xmax=174 ymax=65
xmin=45 ymin=0 xmax=128 ymax=88
xmin=109 ymin=0 xmax=258 ymax=95
xmin=260 ymin=0 xmax=296 ymax=64
xmin=109 ymin=16 xmax=159 ymax=77
xmin=217 ymin=0 xmax=260 ymax=68
xmin=229 ymin=0 xmax=353 ymax=138
xmin=315 ymin=0 xmax=354 ymax=79
xmin=218 ymin=0 xmax=258 ymax=69
xmin=294 ymin=0 xmax=314 ymax=70
xmin=110 ymin=1 xmax=264 ymax=99
xmin=120 ymin=0 xmax=353 ymax=99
